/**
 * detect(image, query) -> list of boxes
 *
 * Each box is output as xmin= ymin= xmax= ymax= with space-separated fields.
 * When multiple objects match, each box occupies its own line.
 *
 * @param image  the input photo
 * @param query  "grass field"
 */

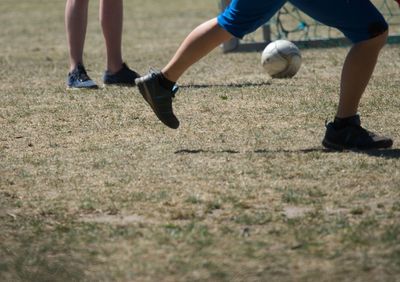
xmin=1 ymin=1 xmax=400 ymax=281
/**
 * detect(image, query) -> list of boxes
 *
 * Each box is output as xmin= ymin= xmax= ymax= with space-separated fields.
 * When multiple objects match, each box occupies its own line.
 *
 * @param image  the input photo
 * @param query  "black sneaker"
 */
xmin=135 ymin=70 xmax=180 ymax=129
xmin=103 ymin=63 xmax=140 ymax=87
xmin=322 ymin=115 xmax=393 ymax=150
xmin=67 ymin=64 xmax=98 ymax=90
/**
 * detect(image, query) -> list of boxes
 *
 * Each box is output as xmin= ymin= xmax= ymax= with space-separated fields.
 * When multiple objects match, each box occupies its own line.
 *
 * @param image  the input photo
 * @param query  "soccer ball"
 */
xmin=261 ymin=40 xmax=302 ymax=78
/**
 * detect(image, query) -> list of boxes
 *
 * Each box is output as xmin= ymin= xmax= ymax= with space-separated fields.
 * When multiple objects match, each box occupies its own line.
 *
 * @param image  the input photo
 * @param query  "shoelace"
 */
xmin=78 ymin=71 xmax=90 ymax=82
xmin=149 ymin=69 xmax=177 ymax=99
xmin=72 ymin=67 xmax=90 ymax=82
xmin=349 ymin=124 xmax=377 ymax=138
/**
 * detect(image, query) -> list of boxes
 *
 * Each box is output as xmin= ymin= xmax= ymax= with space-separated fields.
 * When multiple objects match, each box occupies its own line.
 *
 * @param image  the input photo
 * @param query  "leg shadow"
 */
xmin=179 ymin=81 xmax=271 ymax=89
xmin=175 ymin=147 xmax=400 ymax=159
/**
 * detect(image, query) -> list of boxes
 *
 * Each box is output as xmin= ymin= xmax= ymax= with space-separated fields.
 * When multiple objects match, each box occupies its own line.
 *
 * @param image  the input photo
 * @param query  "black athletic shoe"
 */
xmin=103 ymin=63 xmax=140 ymax=87
xmin=135 ymin=69 xmax=180 ymax=129
xmin=67 ymin=64 xmax=98 ymax=90
xmin=322 ymin=115 xmax=393 ymax=150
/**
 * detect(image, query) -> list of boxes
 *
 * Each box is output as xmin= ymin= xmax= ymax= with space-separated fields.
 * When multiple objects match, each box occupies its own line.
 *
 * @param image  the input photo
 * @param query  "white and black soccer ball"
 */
xmin=261 ymin=40 xmax=302 ymax=78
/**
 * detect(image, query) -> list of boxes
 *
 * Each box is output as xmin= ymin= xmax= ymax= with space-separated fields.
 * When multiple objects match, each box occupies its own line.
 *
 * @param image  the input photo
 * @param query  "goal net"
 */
xmin=219 ymin=0 xmax=400 ymax=52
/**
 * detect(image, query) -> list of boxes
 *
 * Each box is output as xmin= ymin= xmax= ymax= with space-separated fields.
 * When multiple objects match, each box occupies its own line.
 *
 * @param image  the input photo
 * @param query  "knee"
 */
xmin=374 ymin=28 xmax=388 ymax=50
xmin=369 ymin=21 xmax=389 ymax=48
xmin=67 ymin=0 xmax=89 ymax=5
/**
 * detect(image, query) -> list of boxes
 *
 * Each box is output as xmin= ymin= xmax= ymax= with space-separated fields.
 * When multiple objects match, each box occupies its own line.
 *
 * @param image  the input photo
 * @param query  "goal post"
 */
xmin=219 ymin=0 xmax=400 ymax=52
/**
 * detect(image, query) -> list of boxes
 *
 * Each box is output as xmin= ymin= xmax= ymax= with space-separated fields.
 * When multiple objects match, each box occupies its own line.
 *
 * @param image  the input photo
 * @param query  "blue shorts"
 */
xmin=218 ymin=0 xmax=388 ymax=43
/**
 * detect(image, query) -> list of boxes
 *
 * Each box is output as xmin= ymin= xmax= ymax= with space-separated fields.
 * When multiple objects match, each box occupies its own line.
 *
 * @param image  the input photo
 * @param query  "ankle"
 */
xmin=107 ymin=62 xmax=124 ymax=74
xmin=333 ymin=114 xmax=360 ymax=129
xmin=158 ymin=72 xmax=176 ymax=91
xmin=69 ymin=62 xmax=83 ymax=73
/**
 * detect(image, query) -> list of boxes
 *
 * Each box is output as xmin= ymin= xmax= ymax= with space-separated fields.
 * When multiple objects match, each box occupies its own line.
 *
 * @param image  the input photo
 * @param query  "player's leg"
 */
xmin=162 ymin=18 xmax=232 ymax=83
xmin=99 ymin=0 xmax=139 ymax=86
xmin=66 ymin=0 xmax=89 ymax=72
xmin=290 ymin=0 xmax=392 ymax=149
xmin=99 ymin=0 xmax=123 ymax=73
xmin=100 ymin=0 xmax=139 ymax=86
xmin=65 ymin=0 xmax=97 ymax=89
xmin=337 ymin=31 xmax=387 ymax=118
xmin=136 ymin=0 xmax=286 ymax=128
xmin=291 ymin=0 xmax=387 ymax=118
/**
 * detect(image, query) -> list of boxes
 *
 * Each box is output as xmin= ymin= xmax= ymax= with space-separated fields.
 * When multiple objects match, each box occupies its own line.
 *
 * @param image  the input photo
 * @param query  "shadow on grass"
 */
xmin=175 ymin=149 xmax=240 ymax=154
xmin=179 ymin=81 xmax=271 ymax=89
xmin=175 ymin=147 xmax=327 ymax=155
xmin=175 ymin=148 xmax=400 ymax=159
xmin=353 ymin=148 xmax=400 ymax=159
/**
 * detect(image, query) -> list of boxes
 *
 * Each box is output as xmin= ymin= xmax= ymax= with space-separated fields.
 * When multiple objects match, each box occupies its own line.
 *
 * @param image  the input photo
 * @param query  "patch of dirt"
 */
xmin=79 ymin=214 xmax=153 ymax=225
xmin=282 ymin=206 xmax=312 ymax=219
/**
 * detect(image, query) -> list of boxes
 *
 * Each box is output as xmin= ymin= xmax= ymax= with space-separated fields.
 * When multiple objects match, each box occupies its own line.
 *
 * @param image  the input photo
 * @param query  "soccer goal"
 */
xmin=219 ymin=0 xmax=400 ymax=52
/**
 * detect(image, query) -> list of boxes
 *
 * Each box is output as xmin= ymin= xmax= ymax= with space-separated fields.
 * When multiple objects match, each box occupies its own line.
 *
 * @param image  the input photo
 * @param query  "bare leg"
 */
xmin=65 ymin=0 xmax=89 ymax=72
xmin=100 ymin=0 xmax=124 ymax=74
xmin=337 ymin=30 xmax=388 ymax=118
xmin=162 ymin=18 xmax=233 ymax=82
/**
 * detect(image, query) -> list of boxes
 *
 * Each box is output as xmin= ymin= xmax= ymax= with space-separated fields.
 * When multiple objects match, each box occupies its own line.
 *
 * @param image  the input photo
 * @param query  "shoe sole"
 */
xmin=136 ymin=78 xmax=179 ymax=129
xmin=102 ymin=83 xmax=136 ymax=89
xmin=322 ymin=139 xmax=345 ymax=151
xmin=66 ymin=85 xmax=99 ymax=91
xmin=322 ymin=138 xmax=393 ymax=151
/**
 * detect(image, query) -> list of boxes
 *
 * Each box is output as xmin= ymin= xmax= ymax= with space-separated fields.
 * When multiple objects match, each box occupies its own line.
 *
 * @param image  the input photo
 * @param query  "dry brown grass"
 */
xmin=1 ymin=1 xmax=400 ymax=281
